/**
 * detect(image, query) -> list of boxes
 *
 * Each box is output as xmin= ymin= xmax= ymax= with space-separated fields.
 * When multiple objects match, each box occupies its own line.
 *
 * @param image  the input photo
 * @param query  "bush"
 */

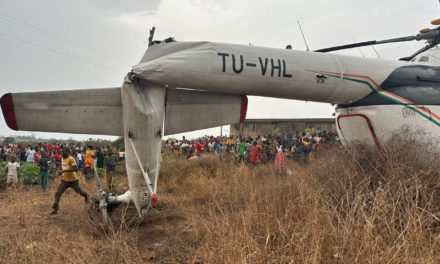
xmin=0 ymin=162 xmax=40 ymax=187
xmin=0 ymin=161 xmax=7 ymax=187
xmin=19 ymin=163 xmax=40 ymax=185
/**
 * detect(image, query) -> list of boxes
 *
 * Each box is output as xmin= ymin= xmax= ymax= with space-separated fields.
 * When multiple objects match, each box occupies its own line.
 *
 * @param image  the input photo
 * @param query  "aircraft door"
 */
xmin=337 ymin=113 xmax=379 ymax=146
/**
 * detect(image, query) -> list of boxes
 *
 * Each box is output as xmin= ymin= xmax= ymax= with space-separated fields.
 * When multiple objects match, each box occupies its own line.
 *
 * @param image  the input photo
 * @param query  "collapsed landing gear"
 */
xmin=121 ymin=78 xmax=164 ymax=215
xmin=90 ymin=76 xmax=164 ymax=221
xmin=91 ymin=189 xmax=119 ymax=224
xmin=90 ymin=160 xmax=119 ymax=223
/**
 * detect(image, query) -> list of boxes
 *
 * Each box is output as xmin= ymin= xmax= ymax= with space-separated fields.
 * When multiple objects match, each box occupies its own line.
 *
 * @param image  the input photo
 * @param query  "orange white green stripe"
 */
xmin=308 ymin=70 xmax=440 ymax=127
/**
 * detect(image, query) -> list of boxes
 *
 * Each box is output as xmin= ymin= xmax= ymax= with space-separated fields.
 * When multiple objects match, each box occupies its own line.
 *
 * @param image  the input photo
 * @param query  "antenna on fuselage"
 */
xmin=148 ymin=26 xmax=156 ymax=47
xmin=352 ymin=36 xmax=365 ymax=57
xmin=371 ymin=45 xmax=381 ymax=58
xmin=297 ymin=21 xmax=310 ymax=51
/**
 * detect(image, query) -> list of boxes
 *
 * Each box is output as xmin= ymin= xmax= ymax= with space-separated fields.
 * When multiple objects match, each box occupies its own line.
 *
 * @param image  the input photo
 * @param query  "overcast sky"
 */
xmin=0 ymin=0 xmax=438 ymax=140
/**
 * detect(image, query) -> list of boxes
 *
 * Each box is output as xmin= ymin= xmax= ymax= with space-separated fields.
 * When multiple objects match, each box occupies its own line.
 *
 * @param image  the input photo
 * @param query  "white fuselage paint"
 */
xmin=133 ymin=42 xmax=405 ymax=104
xmin=336 ymin=105 xmax=440 ymax=145
xmin=132 ymin=41 xmax=440 ymax=146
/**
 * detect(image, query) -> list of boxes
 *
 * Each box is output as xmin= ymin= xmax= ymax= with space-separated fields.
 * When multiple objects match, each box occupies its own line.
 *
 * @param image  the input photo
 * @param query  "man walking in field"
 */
xmin=51 ymin=149 xmax=89 ymax=214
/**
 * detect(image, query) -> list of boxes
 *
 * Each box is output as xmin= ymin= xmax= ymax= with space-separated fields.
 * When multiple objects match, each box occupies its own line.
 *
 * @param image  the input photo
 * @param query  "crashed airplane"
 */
xmin=2 ymin=24 xmax=440 ymax=218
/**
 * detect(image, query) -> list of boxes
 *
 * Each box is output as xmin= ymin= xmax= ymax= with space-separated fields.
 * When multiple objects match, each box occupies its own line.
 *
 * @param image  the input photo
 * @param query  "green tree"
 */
xmin=273 ymin=127 xmax=282 ymax=137
xmin=3 ymin=137 xmax=14 ymax=144
xmin=112 ymin=137 xmax=125 ymax=150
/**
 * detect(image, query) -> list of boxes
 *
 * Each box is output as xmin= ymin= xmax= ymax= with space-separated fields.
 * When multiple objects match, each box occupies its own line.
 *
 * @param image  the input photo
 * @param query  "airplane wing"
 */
xmin=165 ymin=88 xmax=247 ymax=135
xmin=0 ymin=87 xmax=247 ymax=136
xmin=0 ymin=88 xmax=123 ymax=136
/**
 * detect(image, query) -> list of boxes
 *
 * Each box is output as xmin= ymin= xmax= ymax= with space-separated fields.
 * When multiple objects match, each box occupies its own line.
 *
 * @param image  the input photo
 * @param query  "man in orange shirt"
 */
xmin=83 ymin=146 xmax=96 ymax=179
xmin=51 ymin=149 xmax=89 ymax=214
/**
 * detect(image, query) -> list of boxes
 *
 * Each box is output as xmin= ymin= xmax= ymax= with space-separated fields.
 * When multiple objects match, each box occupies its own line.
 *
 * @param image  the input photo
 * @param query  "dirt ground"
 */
xmin=0 ymin=170 xmax=189 ymax=263
xmin=0 ymin=159 xmax=308 ymax=263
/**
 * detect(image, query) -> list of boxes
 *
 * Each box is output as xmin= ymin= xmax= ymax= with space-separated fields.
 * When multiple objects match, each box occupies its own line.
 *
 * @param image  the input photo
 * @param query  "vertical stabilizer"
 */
xmin=121 ymin=77 xmax=165 ymax=215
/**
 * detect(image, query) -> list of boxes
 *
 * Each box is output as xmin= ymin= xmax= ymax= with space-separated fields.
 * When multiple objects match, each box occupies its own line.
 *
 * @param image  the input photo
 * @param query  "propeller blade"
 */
xmin=399 ymin=42 xmax=437 ymax=61
xmin=314 ymin=41 xmax=376 ymax=53
xmin=375 ymin=35 xmax=417 ymax=44
xmin=315 ymin=35 xmax=416 ymax=53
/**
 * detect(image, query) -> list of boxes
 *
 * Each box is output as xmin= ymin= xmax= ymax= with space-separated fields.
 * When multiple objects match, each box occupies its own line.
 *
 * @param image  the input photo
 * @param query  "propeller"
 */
xmin=314 ymin=19 xmax=440 ymax=61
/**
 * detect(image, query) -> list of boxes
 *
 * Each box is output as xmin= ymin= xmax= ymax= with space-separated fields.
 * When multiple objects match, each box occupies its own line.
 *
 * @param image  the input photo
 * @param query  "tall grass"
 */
xmin=0 ymin=138 xmax=439 ymax=263
xmin=157 ymin=138 xmax=440 ymax=263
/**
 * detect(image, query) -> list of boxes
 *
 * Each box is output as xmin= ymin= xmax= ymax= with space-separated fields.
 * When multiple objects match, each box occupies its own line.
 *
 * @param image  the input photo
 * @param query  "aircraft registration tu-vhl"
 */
xmin=2 ymin=19 xmax=440 ymax=220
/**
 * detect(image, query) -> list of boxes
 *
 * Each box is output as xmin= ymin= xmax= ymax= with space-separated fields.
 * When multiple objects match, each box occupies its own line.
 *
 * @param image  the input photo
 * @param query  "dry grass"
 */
xmin=0 ymin=139 xmax=439 ymax=263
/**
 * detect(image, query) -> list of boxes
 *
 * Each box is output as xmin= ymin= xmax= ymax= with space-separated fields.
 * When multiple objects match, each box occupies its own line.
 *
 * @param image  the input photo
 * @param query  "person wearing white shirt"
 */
xmin=4 ymin=156 xmax=20 ymax=187
xmin=26 ymin=147 xmax=35 ymax=163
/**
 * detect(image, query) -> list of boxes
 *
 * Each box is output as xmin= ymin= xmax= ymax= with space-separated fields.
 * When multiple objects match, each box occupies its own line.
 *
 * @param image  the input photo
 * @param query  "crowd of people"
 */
xmin=1 ymin=143 xmax=122 ymax=190
xmin=163 ymin=130 xmax=340 ymax=169
xmin=0 ymin=130 xmax=338 ymax=214
xmin=1 ymin=130 xmax=338 ymax=189
xmin=1 ymin=143 xmax=123 ymax=214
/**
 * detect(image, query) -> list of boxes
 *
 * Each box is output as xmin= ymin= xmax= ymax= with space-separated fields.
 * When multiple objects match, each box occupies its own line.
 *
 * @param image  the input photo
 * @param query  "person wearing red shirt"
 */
xmin=195 ymin=141 xmax=204 ymax=156
xmin=250 ymin=142 xmax=261 ymax=165
xmin=34 ymin=149 xmax=42 ymax=164
xmin=54 ymin=143 xmax=60 ymax=153
xmin=52 ymin=151 xmax=61 ymax=178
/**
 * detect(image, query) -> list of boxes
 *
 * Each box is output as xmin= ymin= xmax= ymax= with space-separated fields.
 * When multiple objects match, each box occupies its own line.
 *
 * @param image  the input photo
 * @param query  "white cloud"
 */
xmin=89 ymin=0 xmax=163 ymax=15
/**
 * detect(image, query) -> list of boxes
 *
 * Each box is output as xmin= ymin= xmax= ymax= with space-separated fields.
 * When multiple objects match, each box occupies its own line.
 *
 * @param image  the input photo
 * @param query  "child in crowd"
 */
xmin=4 ymin=156 xmax=20 ymax=187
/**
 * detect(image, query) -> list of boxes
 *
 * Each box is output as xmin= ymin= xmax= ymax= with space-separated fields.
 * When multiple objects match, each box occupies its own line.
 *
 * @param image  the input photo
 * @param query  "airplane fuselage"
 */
xmin=133 ymin=41 xmax=440 ymax=146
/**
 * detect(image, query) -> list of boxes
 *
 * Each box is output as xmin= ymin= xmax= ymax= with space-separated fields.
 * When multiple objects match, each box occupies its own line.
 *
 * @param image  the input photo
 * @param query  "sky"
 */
xmin=0 ymin=0 xmax=438 ymax=140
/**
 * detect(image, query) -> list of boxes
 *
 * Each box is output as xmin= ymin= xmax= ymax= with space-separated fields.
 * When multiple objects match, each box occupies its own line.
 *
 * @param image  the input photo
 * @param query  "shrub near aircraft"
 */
xmin=1 ymin=19 xmax=440 ymax=220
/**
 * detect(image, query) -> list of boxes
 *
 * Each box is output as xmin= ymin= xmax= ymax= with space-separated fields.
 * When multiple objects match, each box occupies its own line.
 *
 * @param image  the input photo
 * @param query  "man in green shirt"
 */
xmin=237 ymin=140 xmax=246 ymax=163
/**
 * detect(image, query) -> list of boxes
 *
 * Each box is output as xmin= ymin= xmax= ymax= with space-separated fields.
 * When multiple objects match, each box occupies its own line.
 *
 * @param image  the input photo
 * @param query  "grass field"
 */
xmin=0 ymin=139 xmax=439 ymax=263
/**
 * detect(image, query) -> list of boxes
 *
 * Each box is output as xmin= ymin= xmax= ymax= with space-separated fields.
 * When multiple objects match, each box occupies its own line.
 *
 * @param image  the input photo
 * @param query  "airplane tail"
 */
xmin=0 ymin=77 xmax=247 ymax=214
